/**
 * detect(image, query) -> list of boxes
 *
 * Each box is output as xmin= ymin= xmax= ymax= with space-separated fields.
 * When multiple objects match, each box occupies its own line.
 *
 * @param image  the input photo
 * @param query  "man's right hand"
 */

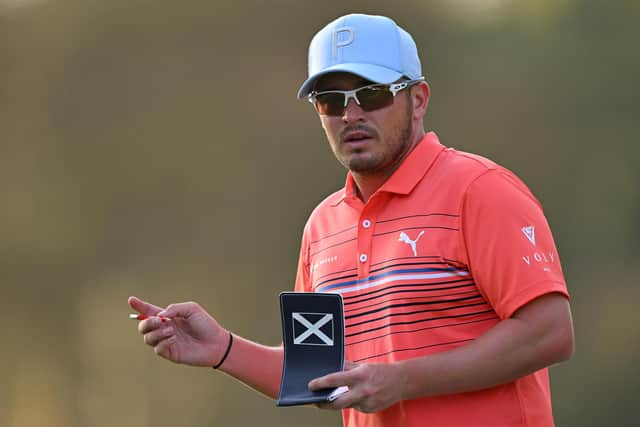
xmin=128 ymin=296 xmax=229 ymax=367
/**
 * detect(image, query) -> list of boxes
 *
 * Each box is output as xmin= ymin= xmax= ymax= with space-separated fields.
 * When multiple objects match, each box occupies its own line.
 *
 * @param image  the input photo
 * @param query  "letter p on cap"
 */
xmin=332 ymin=26 xmax=354 ymax=59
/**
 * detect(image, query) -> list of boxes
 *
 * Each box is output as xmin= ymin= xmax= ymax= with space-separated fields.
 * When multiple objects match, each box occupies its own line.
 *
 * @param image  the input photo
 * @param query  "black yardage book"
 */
xmin=276 ymin=292 xmax=347 ymax=406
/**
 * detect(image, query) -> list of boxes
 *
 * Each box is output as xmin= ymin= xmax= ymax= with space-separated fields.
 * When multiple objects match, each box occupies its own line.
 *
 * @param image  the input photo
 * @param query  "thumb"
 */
xmin=343 ymin=361 xmax=359 ymax=371
xmin=128 ymin=296 xmax=163 ymax=316
xmin=157 ymin=301 xmax=201 ymax=318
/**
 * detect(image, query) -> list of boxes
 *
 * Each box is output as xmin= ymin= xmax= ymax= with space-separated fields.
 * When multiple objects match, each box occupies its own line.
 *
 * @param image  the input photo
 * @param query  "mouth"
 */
xmin=342 ymin=130 xmax=374 ymax=145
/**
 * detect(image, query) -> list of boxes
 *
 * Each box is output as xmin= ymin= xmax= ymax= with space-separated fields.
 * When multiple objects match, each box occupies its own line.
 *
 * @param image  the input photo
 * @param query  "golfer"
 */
xmin=130 ymin=13 xmax=574 ymax=427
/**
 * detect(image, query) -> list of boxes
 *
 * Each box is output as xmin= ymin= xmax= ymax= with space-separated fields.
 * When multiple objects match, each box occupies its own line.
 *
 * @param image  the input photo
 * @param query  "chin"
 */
xmin=346 ymin=156 xmax=385 ymax=174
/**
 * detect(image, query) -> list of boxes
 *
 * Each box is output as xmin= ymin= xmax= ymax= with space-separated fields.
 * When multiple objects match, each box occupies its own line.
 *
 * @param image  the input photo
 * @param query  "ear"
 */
xmin=411 ymin=82 xmax=430 ymax=121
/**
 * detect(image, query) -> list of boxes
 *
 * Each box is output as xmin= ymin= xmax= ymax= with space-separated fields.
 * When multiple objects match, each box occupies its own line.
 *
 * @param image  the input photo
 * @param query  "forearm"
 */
xmin=397 ymin=294 xmax=574 ymax=400
xmin=218 ymin=334 xmax=283 ymax=399
xmin=398 ymin=319 xmax=559 ymax=399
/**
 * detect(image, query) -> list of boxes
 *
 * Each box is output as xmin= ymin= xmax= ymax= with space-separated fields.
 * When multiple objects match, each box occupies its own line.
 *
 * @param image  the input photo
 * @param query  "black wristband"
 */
xmin=213 ymin=332 xmax=233 ymax=369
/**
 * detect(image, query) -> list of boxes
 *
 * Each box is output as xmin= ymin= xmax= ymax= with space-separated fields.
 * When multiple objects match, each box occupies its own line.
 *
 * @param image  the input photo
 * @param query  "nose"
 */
xmin=342 ymin=97 xmax=365 ymax=123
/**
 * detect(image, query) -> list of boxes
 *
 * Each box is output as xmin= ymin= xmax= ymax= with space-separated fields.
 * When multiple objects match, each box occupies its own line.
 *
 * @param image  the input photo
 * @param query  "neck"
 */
xmin=351 ymin=173 xmax=387 ymax=203
xmin=352 ymin=128 xmax=425 ymax=203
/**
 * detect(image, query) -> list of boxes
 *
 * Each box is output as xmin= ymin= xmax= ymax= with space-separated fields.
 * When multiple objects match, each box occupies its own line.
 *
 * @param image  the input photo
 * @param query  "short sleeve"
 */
xmin=461 ymin=169 xmax=569 ymax=319
xmin=294 ymin=224 xmax=312 ymax=293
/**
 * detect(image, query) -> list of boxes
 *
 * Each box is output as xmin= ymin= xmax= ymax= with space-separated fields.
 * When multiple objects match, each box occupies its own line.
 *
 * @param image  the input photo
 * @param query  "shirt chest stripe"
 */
xmin=345 ymin=295 xmax=484 ymax=320
xmin=318 ymin=269 xmax=470 ymax=294
xmin=344 ymin=287 xmax=479 ymax=313
xmin=342 ymin=278 xmax=474 ymax=304
xmin=314 ymin=259 xmax=448 ymax=288
xmin=346 ymin=316 xmax=498 ymax=347
xmin=346 ymin=302 xmax=488 ymax=328
xmin=345 ymin=309 xmax=496 ymax=339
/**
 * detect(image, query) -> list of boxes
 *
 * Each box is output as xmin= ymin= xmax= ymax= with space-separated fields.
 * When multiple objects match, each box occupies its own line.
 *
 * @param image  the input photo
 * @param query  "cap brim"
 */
xmin=297 ymin=63 xmax=404 ymax=99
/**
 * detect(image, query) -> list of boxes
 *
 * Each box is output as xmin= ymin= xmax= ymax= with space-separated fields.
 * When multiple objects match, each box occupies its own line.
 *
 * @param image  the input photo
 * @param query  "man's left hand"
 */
xmin=309 ymin=361 xmax=406 ymax=413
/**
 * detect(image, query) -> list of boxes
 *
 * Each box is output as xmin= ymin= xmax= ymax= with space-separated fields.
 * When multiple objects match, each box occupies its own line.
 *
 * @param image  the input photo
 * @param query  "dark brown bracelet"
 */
xmin=213 ymin=332 xmax=233 ymax=369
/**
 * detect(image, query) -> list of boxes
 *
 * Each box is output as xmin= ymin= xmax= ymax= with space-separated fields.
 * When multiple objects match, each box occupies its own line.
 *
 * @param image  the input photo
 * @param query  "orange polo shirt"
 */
xmin=294 ymin=132 xmax=569 ymax=427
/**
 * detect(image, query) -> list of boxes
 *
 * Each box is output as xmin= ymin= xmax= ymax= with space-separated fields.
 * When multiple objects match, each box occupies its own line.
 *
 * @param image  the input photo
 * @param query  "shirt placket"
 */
xmin=356 ymin=196 xmax=383 ymax=278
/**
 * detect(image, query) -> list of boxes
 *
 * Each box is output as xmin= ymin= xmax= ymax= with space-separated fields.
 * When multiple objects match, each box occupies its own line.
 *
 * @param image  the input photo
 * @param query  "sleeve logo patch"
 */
xmin=521 ymin=225 xmax=536 ymax=246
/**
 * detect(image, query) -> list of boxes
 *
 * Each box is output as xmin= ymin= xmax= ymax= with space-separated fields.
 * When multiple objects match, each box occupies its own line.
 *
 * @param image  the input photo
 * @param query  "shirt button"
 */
xmin=359 ymin=253 xmax=368 ymax=263
xmin=362 ymin=219 xmax=372 ymax=229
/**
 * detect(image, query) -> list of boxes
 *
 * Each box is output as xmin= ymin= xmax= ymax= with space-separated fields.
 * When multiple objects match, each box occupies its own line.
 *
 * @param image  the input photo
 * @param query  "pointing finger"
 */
xmin=128 ymin=296 xmax=164 ymax=316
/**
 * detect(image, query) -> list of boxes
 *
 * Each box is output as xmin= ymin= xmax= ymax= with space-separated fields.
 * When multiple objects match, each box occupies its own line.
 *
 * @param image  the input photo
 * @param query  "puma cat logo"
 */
xmin=398 ymin=231 xmax=425 ymax=257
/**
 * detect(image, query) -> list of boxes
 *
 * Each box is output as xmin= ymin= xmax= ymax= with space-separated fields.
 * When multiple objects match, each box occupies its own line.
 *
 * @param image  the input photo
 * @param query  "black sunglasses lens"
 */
xmin=357 ymin=87 xmax=394 ymax=112
xmin=315 ymin=93 xmax=345 ymax=116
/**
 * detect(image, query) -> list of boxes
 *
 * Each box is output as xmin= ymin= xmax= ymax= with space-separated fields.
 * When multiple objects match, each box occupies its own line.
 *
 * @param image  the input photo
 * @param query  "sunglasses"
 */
xmin=308 ymin=78 xmax=424 ymax=116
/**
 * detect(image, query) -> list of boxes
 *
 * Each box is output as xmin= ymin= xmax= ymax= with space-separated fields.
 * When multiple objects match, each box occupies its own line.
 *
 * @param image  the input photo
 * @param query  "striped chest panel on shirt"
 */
xmin=310 ymin=208 xmax=500 ymax=363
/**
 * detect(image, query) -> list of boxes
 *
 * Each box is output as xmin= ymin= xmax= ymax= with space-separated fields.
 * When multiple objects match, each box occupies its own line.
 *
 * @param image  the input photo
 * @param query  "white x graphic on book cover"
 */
xmin=292 ymin=313 xmax=334 ymax=346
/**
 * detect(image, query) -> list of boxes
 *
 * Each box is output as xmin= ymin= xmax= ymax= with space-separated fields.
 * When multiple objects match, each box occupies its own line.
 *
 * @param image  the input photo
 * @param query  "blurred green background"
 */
xmin=1 ymin=0 xmax=638 ymax=426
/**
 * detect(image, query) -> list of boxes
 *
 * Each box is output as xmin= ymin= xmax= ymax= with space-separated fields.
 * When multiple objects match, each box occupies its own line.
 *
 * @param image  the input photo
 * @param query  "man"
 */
xmin=130 ymin=13 xmax=574 ymax=427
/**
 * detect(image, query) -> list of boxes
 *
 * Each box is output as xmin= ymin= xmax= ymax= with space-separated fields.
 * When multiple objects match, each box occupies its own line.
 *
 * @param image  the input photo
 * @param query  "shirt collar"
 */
xmin=331 ymin=132 xmax=445 ymax=207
